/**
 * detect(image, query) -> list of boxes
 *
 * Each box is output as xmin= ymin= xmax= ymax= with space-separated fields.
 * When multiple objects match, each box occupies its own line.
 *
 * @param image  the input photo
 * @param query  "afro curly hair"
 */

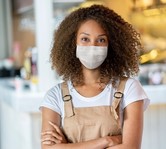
xmin=50 ymin=4 xmax=142 ymax=87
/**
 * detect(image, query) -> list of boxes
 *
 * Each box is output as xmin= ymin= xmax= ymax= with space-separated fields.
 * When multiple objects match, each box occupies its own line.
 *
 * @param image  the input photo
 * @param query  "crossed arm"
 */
xmin=41 ymin=100 xmax=144 ymax=149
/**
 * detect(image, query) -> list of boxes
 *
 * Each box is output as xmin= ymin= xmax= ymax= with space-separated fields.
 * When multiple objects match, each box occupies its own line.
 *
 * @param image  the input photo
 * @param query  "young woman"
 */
xmin=40 ymin=4 xmax=150 ymax=149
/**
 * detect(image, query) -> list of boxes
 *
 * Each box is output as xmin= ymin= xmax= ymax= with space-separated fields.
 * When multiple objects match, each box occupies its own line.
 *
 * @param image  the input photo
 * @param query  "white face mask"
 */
xmin=76 ymin=45 xmax=108 ymax=69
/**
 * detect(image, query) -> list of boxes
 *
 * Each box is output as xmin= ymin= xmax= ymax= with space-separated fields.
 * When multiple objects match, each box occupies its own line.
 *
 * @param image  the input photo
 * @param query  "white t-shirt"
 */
xmin=40 ymin=78 xmax=150 ymax=125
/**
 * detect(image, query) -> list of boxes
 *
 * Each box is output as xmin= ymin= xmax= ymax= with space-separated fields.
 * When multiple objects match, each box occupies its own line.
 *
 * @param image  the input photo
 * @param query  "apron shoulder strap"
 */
xmin=112 ymin=77 xmax=128 ymax=120
xmin=61 ymin=81 xmax=75 ymax=117
xmin=61 ymin=82 xmax=71 ymax=101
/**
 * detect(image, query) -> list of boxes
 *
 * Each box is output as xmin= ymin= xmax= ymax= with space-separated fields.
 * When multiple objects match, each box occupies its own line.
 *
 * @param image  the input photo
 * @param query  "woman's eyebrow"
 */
xmin=79 ymin=33 xmax=107 ymax=37
xmin=79 ymin=32 xmax=90 ymax=36
xmin=98 ymin=34 xmax=107 ymax=37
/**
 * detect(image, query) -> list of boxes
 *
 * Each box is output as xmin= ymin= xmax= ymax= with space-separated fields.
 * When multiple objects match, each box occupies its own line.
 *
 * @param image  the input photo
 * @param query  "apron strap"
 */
xmin=111 ymin=77 xmax=128 ymax=120
xmin=61 ymin=82 xmax=75 ymax=117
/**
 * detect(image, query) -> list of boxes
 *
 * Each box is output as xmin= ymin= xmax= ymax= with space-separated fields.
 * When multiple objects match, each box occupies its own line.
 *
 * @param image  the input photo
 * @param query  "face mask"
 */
xmin=76 ymin=45 xmax=108 ymax=69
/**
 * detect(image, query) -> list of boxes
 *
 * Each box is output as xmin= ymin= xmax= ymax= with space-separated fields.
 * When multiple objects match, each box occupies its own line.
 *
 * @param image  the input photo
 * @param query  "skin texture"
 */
xmin=41 ymin=4 xmax=144 ymax=149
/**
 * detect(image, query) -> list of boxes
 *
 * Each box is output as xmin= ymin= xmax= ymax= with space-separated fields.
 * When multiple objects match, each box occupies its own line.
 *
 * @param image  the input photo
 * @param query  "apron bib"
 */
xmin=61 ymin=78 xmax=127 ymax=143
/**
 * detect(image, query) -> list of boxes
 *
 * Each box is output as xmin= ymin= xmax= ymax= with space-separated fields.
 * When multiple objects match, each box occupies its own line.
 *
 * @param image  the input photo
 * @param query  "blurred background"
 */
xmin=0 ymin=0 xmax=166 ymax=149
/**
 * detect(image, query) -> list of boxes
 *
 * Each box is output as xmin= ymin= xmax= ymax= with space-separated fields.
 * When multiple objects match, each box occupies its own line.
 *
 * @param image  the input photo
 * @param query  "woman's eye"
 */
xmin=81 ymin=37 xmax=90 ymax=42
xmin=97 ymin=38 xmax=106 ymax=43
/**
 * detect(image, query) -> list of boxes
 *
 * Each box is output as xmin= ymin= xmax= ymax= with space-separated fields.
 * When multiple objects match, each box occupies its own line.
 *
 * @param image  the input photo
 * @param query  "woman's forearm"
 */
xmin=106 ymin=143 xmax=140 ymax=149
xmin=42 ymin=137 xmax=109 ymax=149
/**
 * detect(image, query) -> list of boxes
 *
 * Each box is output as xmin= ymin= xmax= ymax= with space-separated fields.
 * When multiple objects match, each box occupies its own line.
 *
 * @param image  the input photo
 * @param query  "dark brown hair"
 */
xmin=50 ymin=4 xmax=142 ymax=86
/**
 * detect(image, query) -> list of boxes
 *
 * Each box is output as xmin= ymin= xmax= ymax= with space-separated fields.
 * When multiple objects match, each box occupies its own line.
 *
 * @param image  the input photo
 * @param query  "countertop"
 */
xmin=143 ymin=85 xmax=166 ymax=105
xmin=0 ymin=78 xmax=45 ymax=112
xmin=0 ymin=78 xmax=166 ymax=113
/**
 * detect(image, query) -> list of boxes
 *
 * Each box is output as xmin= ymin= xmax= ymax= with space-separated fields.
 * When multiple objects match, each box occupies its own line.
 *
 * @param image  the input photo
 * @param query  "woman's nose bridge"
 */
xmin=90 ymin=39 xmax=97 ymax=46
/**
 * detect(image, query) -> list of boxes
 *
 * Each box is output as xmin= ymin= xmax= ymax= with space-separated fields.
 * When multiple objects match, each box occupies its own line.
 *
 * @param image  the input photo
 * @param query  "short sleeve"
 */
xmin=39 ymin=84 xmax=63 ymax=116
xmin=122 ymin=78 xmax=150 ymax=111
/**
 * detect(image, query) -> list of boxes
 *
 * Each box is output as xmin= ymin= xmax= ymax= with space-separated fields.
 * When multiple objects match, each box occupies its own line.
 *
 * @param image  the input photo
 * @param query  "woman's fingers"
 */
xmin=41 ymin=130 xmax=62 ymax=140
xmin=41 ymin=135 xmax=62 ymax=144
xmin=41 ymin=121 xmax=68 ymax=144
xmin=42 ymin=140 xmax=52 ymax=145
xmin=48 ymin=121 xmax=64 ymax=136
xmin=106 ymin=135 xmax=122 ymax=147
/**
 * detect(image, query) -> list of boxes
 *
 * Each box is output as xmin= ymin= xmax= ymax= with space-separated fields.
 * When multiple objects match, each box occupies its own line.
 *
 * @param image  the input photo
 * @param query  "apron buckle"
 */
xmin=114 ymin=92 xmax=123 ymax=99
xmin=63 ymin=95 xmax=72 ymax=102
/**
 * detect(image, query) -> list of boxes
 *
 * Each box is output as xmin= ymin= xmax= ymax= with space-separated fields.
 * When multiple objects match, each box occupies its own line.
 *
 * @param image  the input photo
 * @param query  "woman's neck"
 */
xmin=84 ymin=72 xmax=100 ymax=84
xmin=82 ymin=67 xmax=104 ymax=85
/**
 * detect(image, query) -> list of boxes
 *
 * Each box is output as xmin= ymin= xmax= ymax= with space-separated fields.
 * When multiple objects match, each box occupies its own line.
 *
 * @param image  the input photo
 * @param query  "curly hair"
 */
xmin=50 ymin=4 xmax=142 ymax=87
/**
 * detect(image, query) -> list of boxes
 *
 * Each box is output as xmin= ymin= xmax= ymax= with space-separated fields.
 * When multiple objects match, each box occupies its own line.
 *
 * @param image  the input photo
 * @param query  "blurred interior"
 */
xmin=0 ymin=0 xmax=166 ymax=149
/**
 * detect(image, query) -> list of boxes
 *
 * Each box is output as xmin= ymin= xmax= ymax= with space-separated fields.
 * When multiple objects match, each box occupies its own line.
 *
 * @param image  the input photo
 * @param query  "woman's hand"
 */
xmin=41 ymin=121 xmax=67 ymax=145
xmin=105 ymin=135 xmax=122 ymax=148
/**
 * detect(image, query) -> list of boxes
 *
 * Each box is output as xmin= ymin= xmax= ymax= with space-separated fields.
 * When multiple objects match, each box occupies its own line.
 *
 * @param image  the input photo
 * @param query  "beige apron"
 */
xmin=61 ymin=79 xmax=127 ymax=143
